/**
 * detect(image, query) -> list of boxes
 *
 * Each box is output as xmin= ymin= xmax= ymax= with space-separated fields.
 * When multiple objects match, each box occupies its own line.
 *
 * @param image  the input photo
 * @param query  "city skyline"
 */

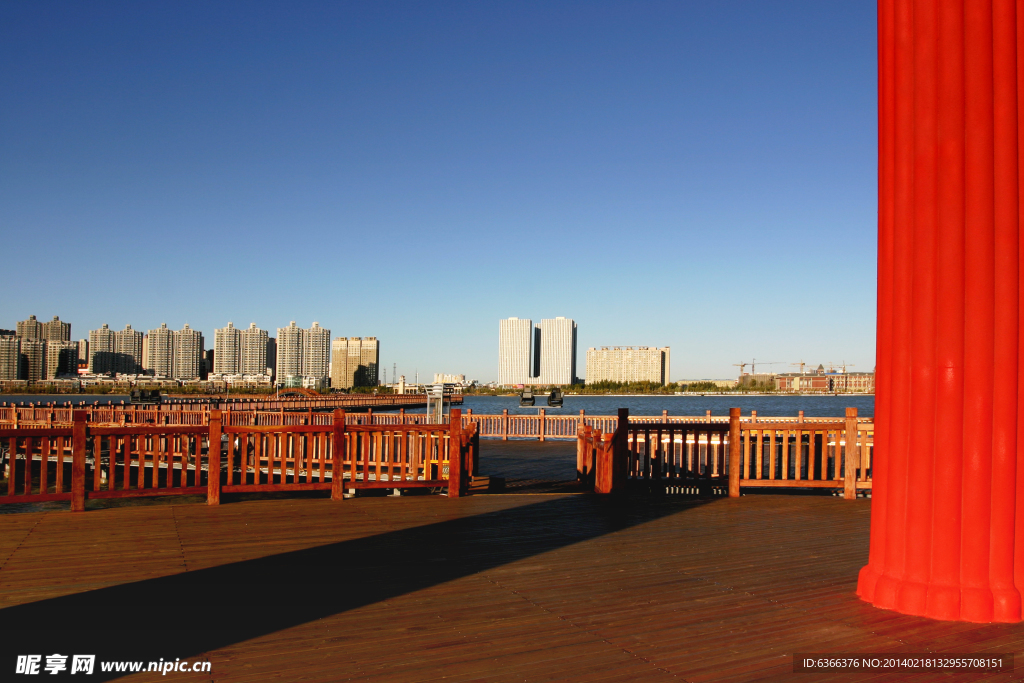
xmin=1 ymin=3 xmax=878 ymax=382
xmin=3 ymin=310 xmax=874 ymax=384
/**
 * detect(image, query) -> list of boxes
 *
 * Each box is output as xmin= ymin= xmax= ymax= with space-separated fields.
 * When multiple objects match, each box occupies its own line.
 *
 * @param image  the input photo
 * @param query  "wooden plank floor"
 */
xmin=1 ymin=493 xmax=1022 ymax=682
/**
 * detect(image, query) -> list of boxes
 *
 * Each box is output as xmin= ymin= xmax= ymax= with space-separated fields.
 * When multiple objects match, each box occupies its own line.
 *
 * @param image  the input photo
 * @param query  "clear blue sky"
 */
xmin=0 ymin=1 xmax=877 ymax=382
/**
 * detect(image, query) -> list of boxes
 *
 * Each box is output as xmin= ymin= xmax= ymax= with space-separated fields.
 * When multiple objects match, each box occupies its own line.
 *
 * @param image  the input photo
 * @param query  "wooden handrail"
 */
xmin=0 ymin=409 xmax=469 ymax=511
xmin=577 ymin=407 xmax=873 ymax=497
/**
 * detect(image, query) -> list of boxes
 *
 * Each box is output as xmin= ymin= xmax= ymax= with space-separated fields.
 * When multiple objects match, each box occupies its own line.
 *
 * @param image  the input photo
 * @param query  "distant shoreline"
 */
xmin=472 ymin=392 xmax=875 ymax=398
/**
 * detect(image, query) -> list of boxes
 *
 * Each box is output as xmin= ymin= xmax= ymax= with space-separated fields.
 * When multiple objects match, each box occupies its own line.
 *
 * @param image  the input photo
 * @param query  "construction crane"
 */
xmin=820 ymin=361 xmax=856 ymax=373
xmin=732 ymin=362 xmax=748 ymax=375
xmin=791 ymin=360 xmax=807 ymax=375
xmin=751 ymin=359 xmax=785 ymax=374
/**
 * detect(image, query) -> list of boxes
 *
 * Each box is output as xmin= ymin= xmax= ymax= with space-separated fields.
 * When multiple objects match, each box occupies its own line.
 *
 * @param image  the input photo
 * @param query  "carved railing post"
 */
xmin=447 ymin=409 xmax=464 ymax=498
xmin=844 ymin=407 xmax=859 ymax=500
xmin=728 ymin=408 xmax=741 ymax=498
xmin=71 ymin=410 xmax=87 ymax=512
xmin=207 ymin=410 xmax=222 ymax=505
xmin=331 ymin=409 xmax=346 ymax=501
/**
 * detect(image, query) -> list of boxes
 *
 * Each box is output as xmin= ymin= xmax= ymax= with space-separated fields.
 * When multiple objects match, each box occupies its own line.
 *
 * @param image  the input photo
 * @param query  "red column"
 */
xmin=859 ymin=0 xmax=1022 ymax=623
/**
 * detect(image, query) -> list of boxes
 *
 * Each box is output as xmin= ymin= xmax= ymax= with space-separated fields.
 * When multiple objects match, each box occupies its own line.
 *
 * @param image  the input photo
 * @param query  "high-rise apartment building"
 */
xmin=304 ymin=322 xmax=331 ymax=381
xmin=585 ymin=346 xmax=670 ymax=385
xmin=45 ymin=341 xmax=79 ymax=379
xmin=535 ymin=317 xmax=577 ymax=386
xmin=0 ymin=336 xmax=20 ymax=380
xmin=114 ymin=324 xmax=143 ymax=374
xmin=214 ymin=322 xmax=242 ymax=375
xmin=498 ymin=318 xmax=534 ymax=386
xmin=76 ymin=339 xmax=89 ymax=369
xmin=172 ymin=324 xmax=204 ymax=380
xmin=89 ymin=324 xmax=116 ymax=374
xmin=266 ymin=338 xmax=277 ymax=380
xmin=272 ymin=322 xmax=329 ymax=383
xmin=330 ymin=337 xmax=379 ymax=389
xmin=41 ymin=316 xmax=71 ymax=342
xmin=239 ymin=323 xmax=269 ymax=375
xmin=17 ymin=315 xmax=42 ymax=340
xmin=276 ymin=322 xmax=304 ymax=382
xmin=145 ymin=324 xmax=174 ymax=377
xmin=20 ymin=339 xmax=46 ymax=382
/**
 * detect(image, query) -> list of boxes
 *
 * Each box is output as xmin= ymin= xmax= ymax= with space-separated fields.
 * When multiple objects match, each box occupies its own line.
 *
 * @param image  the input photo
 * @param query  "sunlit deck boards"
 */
xmin=1 ymin=494 xmax=1022 ymax=682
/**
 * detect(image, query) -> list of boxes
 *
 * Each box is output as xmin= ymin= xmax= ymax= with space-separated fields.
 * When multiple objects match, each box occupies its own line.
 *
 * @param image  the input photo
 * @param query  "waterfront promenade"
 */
xmin=2 ymin=491 xmax=1021 ymax=682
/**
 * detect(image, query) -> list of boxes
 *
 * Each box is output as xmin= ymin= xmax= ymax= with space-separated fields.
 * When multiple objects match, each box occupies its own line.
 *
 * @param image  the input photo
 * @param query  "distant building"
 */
xmin=0 ymin=336 xmax=20 ymax=380
xmin=499 ymin=317 xmax=534 ymax=386
xmin=76 ymin=339 xmax=89 ymax=367
xmin=535 ymin=317 xmax=577 ymax=385
xmin=88 ymin=324 xmax=115 ymax=374
xmin=145 ymin=324 xmax=175 ymax=377
xmin=0 ymin=329 xmax=14 ymax=337
xmin=16 ymin=315 xmax=42 ymax=340
xmin=20 ymin=339 xmax=46 ymax=382
xmin=266 ymin=337 xmax=277 ymax=380
xmin=207 ymin=373 xmax=273 ymax=388
xmin=774 ymin=366 xmax=874 ymax=393
xmin=738 ymin=373 xmax=776 ymax=388
xmin=214 ymin=322 xmax=241 ymax=375
xmin=41 ymin=316 xmax=71 ymax=342
xmin=330 ymin=337 xmax=379 ymax=389
xmin=114 ymin=324 xmax=143 ymax=374
xmin=173 ymin=324 xmax=204 ymax=380
xmin=274 ymin=322 xmax=329 ymax=385
xmin=45 ymin=341 xmax=78 ymax=379
xmin=434 ymin=373 xmax=466 ymax=384
xmin=586 ymin=346 xmax=670 ymax=384
xmin=239 ymin=323 xmax=269 ymax=375
xmin=276 ymin=322 xmax=304 ymax=383
xmin=828 ymin=372 xmax=875 ymax=393
xmin=304 ymin=322 xmax=331 ymax=381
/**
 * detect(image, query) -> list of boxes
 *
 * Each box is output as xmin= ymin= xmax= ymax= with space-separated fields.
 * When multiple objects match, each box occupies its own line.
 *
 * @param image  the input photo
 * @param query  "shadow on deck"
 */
xmin=1 ymin=489 xmax=1022 ymax=682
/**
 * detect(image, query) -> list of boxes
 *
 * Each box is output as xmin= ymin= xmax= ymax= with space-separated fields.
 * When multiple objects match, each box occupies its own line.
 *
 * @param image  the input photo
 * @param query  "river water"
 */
xmin=459 ymin=394 xmax=874 ymax=418
xmin=0 ymin=393 xmax=874 ymax=418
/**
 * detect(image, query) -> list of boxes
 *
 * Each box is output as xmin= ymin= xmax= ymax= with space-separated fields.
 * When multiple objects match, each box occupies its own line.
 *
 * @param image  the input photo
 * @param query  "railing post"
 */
xmin=615 ymin=408 xmax=629 ymax=489
xmin=538 ymin=408 xmax=545 ymax=441
xmin=595 ymin=432 xmax=616 ymax=493
xmin=71 ymin=410 xmax=87 ymax=512
xmin=728 ymin=407 xmax=741 ymax=498
xmin=331 ymin=409 xmax=346 ymax=501
xmin=844 ymin=407 xmax=859 ymax=500
xmin=577 ymin=427 xmax=585 ymax=481
xmin=469 ymin=423 xmax=480 ymax=477
xmin=207 ymin=410 xmax=222 ymax=505
xmin=448 ymin=408 xmax=464 ymax=498
xmin=502 ymin=409 xmax=508 ymax=440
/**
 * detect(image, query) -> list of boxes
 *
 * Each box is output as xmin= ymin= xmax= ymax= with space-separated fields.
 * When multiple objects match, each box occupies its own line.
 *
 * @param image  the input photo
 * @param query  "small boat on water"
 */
xmin=547 ymin=388 xmax=563 ymax=408
xmin=519 ymin=388 xmax=535 ymax=407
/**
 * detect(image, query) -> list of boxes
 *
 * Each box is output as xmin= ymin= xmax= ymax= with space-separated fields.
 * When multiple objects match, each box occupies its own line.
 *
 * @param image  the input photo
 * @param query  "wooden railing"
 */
xmin=0 ymin=409 xmax=476 ymax=510
xmin=577 ymin=408 xmax=873 ymax=498
xmin=0 ymin=393 xmax=464 ymax=427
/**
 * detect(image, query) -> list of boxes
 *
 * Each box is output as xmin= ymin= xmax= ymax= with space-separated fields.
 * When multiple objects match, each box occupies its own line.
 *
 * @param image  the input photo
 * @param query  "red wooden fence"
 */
xmin=0 ymin=409 xmax=476 ymax=510
xmin=579 ymin=408 xmax=872 ymax=499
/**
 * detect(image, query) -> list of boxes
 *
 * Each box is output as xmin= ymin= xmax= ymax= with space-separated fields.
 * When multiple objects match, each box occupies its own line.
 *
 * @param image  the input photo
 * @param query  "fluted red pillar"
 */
xmin=857 ymin=0 xmax=1023 ymax=623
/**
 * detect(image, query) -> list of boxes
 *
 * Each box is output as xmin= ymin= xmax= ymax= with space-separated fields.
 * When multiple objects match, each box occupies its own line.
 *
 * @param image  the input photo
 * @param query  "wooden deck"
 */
xmin=1 ymin=492 xmax=1021 ymax=682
